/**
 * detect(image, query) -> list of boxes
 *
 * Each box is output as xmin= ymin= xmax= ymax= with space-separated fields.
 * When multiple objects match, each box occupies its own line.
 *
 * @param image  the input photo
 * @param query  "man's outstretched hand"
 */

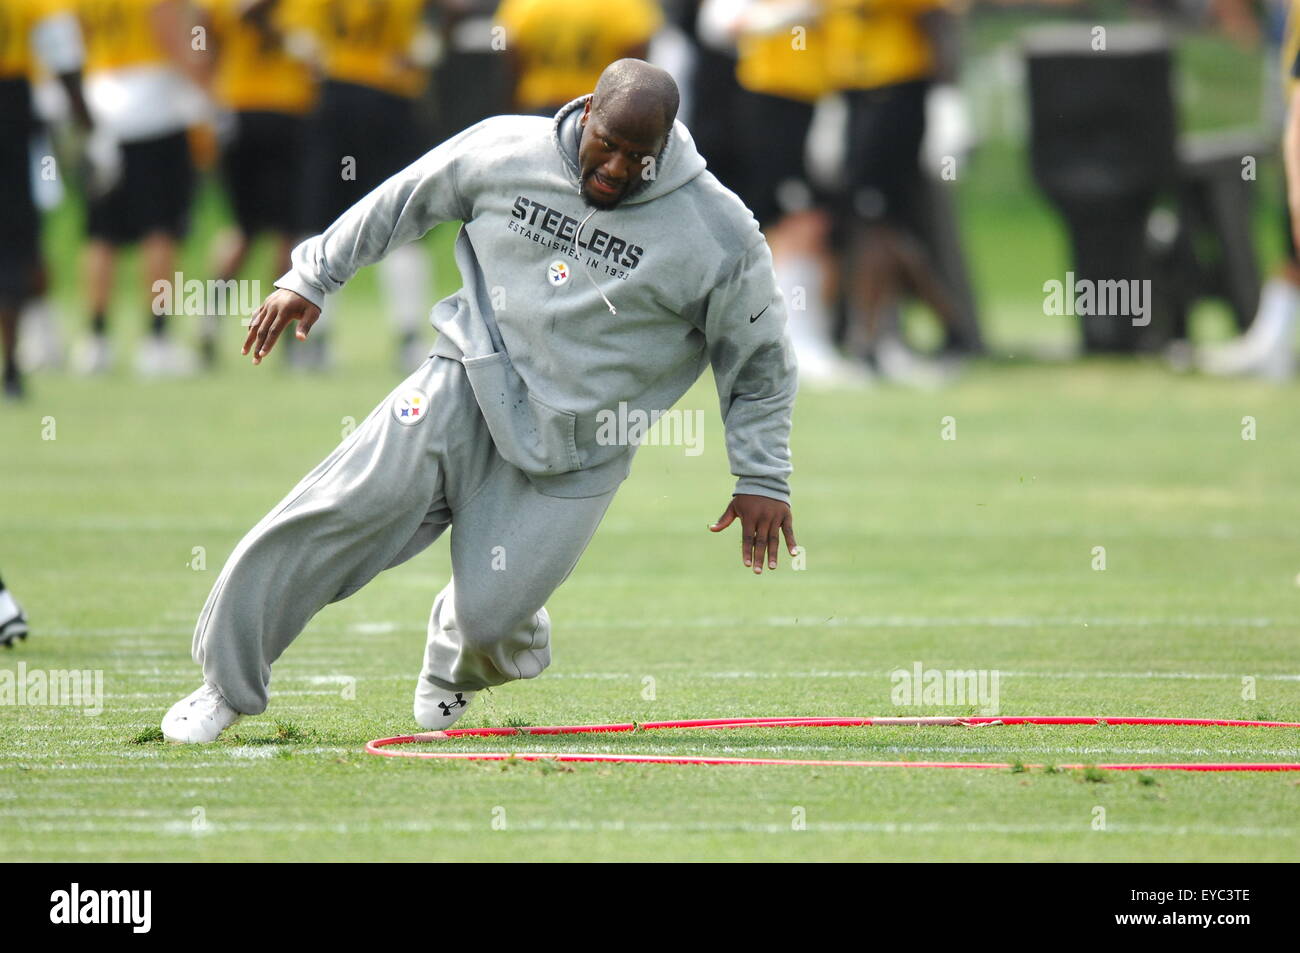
xmin=709 ymin=494 xmax=797 ymax=574
xmin=243 ymin=288 xmax=322 ymax=365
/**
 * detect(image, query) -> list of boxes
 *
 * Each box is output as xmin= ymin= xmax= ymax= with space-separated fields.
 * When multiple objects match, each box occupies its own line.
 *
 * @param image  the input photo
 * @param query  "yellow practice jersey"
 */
xmin=495 ymin=0 xmax=662 ymax=111
xmin=198 ymin=0 xmax=314 ymax=112
xmin=74 ymin=0 xmax=178 ymax=73
xmin=0 ymin=0 xmax=66 ymax=79
xmin=296 ymin=0 xmax=427 ymax=99
xmin=822 ymin=0 xmax=946 ymax=91
xmin=735 ymin=2 xmax=829 ymax=103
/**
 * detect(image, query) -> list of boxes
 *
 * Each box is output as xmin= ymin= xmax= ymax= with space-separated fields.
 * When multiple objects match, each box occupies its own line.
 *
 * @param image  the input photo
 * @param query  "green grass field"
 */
xmin=4 ymin=351 xmax=1300 ymax=861
xmin=3 ymin=20 xmax=1299 ymax=862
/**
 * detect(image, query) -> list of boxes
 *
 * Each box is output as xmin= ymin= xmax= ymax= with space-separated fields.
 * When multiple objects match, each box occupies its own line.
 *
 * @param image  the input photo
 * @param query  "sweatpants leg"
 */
xmin=421 ymin=465 xmax=618 ymax=692
xmin=192 ymin=356 xmax=496 ymax=714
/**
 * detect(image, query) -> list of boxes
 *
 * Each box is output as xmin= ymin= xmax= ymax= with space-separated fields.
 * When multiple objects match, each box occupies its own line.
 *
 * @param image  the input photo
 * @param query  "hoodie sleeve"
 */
xmin=702 ymin=236 xmax=799 ymax=504
xmin=273 ymin=122 xmax=482 ymax=309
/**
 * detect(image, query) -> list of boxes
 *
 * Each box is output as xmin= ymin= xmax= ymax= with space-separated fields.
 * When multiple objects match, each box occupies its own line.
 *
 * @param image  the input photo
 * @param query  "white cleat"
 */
xmin=18 ymin=301 xmax=65 ymax=371
xmin=1197 ymin=338 xmax=1295 ymax=382
xmin=162 ymin=683 xmax=241 ymax=743
xmin=73 ymin=335 xmax=114 ymax=375
xmin=0 ymin=588 xmax=28 ymax=648
xmin=135 ymin=335 xmax=198 ymax=378
xmin=414 ymin=678 xmax=476 ymax=730
xmin=874 ymin=334 xmax=961 ymax=390
xmin=1198 ymin=283 xmax=1297 ymax=382
xmin=796 ymin=351 xmax=875 ymax=390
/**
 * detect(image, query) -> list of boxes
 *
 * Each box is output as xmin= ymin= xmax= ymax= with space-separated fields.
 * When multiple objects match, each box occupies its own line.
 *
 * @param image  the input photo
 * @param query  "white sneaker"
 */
xmin=17 ymin=301 xmax=65 ymax=371
xmin=796 ymin=350 xmax=875 ymax=389
xmin=162 ymin=683 xmax=241 ymax=743
xmin=874 ymin=334 xmax=960 ymax=390
xmin=414 ymin=678 xmax=475 ymax=730
xmin=1198 ymin=280 xmax=1297 ymax=381
xmin=135 ymin=335 xmax=198 ymax=378
xmin=1198 ymin=336 xmax=1295 ymax=381
xmin=73 ymin=335 xmax=114 ymax=375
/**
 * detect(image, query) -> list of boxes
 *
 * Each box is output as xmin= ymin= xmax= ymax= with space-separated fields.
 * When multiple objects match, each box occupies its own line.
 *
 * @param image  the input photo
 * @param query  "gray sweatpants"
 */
xmin=192 ymin=355 xmax=618 ymax=715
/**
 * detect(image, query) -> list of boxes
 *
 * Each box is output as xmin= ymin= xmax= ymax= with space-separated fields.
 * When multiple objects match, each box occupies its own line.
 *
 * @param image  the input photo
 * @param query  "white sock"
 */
xmin=379 ymin=244 xmax=432 ymax=336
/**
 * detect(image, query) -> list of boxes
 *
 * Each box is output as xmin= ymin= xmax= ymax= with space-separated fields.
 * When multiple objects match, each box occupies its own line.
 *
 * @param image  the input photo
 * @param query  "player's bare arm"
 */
xmin=242 ymin=288 xmax=321 ymax=364
xmin=710 ymin=494 xmax=797 ymax=575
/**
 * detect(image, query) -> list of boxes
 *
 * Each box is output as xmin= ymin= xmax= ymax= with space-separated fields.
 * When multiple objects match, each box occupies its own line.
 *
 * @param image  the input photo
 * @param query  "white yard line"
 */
xmin=5 ymin=742 xmax=1296 ymax=763
xmin=0 ymin=778 xmax=236 ymax=787
xmin=0 ymin=761 xmax=264 ymax=770
xmin=1 ymin=818 xmax=1296 ymax=839
xmin=569 ymin=615 xmax=1294 ymax=629
xmin=68 ymin=668 xmax=1300 ymax=682
xmin=101 ymin=690 xmax=343 ymax=699
xmin=33 ymin=614 xmax=1300 ymax=640
xmin=539 ymin=669 xmax=1300 ymax=681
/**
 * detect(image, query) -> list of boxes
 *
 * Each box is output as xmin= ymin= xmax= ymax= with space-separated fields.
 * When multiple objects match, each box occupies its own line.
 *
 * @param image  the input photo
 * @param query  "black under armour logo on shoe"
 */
xmin=438 ymin=693 xmax=468 ymax=717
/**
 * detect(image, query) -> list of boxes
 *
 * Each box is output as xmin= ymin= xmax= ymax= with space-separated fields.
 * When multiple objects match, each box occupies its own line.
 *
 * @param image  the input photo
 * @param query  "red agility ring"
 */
xmin=365 ymin=715 xmax=1300 ymax=771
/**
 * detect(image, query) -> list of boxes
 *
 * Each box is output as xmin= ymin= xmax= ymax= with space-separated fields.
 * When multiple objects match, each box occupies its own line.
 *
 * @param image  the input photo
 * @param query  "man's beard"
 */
xmin=580 ymin=170 xmax=651 ymax=209
xmin=581 ymin=184 xmax=621 ymax=209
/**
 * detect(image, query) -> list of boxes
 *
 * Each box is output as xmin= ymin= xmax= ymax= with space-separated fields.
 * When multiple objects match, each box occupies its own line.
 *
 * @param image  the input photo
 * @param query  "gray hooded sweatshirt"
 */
xmin=275 ymin=94 xmax=797 ymax=502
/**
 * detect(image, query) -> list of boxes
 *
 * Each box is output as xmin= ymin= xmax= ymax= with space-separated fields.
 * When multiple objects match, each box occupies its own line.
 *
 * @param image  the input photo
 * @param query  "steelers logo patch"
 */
xmin=392 ymin=387 xmax=428 ymax=426
xmin=547 ymin=260 xmax=570 ymax=286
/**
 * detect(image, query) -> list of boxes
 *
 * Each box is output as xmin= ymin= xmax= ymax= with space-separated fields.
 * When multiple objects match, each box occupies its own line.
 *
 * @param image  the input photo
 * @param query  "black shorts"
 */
xmin=221 ymin=111 xmax=308 ymax=235
xmin=840 ymin=79 xmax=930 ymax=230
xmin=687 ymin=47 xmax=749 ymax=198
xmin=0 ymin=78 xmax=38 ymax=302
xmin=734 ymin=88 xmax=818 ymax=227
xmin=300 ymin=81 xmax=423 ymax=234
xmin=86 ymin=129 xmax=195 ymax=245
xmin=430 ymin=48 xmax=512 ymax=143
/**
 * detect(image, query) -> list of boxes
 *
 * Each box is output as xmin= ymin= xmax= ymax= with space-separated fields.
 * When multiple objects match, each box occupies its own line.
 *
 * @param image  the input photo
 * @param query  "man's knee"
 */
xmin=452 ymin=590 xmax=547 ymax=654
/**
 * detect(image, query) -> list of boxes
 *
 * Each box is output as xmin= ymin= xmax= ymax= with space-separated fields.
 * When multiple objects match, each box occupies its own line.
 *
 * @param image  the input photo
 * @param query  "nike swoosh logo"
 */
xmin=749 ymin=305 xmax=769 ymax=324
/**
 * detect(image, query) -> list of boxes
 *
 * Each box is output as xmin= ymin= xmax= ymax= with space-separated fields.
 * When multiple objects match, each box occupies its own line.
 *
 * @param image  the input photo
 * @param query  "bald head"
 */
xmin=591 ymin=59 xmax=679 ymax=143
xmin=577 ymin=60 xmax=680 ymax=208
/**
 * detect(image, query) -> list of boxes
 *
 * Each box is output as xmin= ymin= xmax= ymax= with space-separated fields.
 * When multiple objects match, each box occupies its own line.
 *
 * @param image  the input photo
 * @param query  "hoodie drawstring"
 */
xmin=575 ymin=207 xmax=618 ymax=316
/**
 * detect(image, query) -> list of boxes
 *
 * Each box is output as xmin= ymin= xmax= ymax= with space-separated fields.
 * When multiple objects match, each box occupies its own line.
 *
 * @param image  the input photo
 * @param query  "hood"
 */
xmin=551 ymin=94 xmax=707 ymax=207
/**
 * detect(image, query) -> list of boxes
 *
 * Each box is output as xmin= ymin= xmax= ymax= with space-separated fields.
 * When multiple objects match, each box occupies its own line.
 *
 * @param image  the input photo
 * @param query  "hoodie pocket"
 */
xmin=461 ymin=351 xmax=582 ymax=475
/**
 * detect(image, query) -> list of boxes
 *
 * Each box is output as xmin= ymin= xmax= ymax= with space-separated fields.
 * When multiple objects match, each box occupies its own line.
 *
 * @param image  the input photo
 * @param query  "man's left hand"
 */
xmin=709 ymin=494 xmax=797 ymax=574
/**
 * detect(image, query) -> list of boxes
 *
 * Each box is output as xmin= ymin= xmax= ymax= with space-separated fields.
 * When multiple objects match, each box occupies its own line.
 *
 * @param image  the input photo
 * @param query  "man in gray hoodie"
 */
xmin=162 ymin=59 xmax=799 ymax=744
